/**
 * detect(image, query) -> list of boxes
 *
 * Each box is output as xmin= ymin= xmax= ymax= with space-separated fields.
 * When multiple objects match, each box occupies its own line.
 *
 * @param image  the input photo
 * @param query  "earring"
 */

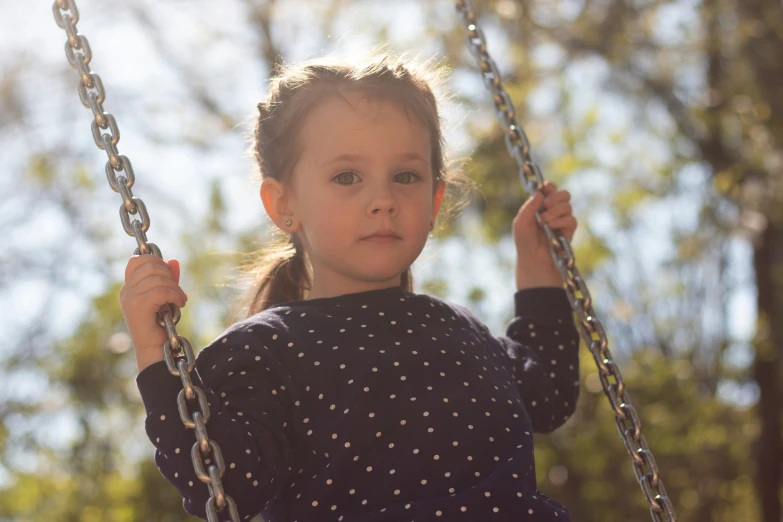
xmin=285 ymin=219 xmax=293 ymax=227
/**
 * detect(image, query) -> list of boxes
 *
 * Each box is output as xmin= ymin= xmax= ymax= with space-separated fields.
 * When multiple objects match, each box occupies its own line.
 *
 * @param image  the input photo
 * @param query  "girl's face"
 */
xmin=262 ymin=89 xmax=445 ymax=300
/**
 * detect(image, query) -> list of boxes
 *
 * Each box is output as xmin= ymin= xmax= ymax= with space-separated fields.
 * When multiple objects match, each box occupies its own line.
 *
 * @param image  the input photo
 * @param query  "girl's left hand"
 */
xmin=512 ymin=180 xmax=578 ymax=275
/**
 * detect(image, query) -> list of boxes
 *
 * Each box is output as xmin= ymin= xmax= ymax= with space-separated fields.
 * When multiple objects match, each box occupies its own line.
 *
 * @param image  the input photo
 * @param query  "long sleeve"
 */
xmin=136 ymin=325 xmax=294 ymax=520
xmin=498 ymin=287 xmax=580 ymax=434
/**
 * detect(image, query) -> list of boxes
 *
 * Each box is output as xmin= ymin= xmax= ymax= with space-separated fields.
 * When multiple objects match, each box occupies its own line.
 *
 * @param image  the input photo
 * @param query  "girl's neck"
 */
xmin=275 ymin=285 xmax=412 ymax=309
xmin=305 ymin=275 xmax=403 ymax=301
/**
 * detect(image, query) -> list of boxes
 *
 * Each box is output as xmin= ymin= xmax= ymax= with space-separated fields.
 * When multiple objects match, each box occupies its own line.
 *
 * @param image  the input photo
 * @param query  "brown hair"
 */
xmin=227 ymin=45 xmax=478 ymax=321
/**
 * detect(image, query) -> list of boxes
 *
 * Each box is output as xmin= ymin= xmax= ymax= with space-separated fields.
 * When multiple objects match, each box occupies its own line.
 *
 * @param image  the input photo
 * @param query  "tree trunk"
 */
xmin=752 ymin=221 xmax=783 ymax=522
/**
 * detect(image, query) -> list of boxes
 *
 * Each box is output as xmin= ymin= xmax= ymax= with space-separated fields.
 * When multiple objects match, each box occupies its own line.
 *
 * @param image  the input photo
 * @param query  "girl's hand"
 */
xmin=119 ymin=255 xmax=187 ymax=371
xmin=512 ymin=181 xmax=577 ymax=285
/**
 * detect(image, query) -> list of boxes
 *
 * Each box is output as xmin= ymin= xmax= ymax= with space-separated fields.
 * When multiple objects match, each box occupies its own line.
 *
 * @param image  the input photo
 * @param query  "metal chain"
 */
xmin=454 ymin=1 xmax=677 ymax=521
xmin=52 ymin=1 xmax=239 ymax=520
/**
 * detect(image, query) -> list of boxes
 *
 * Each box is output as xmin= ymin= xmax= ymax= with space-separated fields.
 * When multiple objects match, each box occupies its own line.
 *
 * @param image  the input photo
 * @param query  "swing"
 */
xmin=51 ymin=1 xmax=678 ymax=521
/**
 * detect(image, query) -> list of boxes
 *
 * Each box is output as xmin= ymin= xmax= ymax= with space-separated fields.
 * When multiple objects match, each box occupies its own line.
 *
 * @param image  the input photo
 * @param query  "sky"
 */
xmin=0 ymin=0 xmax=759 ymax=485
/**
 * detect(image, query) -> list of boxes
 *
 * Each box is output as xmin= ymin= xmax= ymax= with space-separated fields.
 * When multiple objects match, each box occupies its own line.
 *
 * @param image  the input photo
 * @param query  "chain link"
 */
xmin=52 ymin=1 xmax=239 ymax=520
xmin=454 ymin=2 xmax=678 ymax=521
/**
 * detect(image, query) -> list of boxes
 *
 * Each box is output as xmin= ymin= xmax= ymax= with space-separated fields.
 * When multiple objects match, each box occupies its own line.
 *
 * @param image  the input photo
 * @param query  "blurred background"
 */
xmin=2 ymin=0 xmax=781 ymax=520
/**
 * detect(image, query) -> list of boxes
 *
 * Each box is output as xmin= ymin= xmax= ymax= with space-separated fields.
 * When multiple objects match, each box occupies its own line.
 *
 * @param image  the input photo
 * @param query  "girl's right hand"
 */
xmin=120 ymin=255 xmax=188 ymax=371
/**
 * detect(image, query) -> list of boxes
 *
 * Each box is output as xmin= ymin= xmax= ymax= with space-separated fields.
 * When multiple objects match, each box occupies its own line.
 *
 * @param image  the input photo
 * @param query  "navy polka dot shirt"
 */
xmin=136 ymin=285 xmax=580 ymax=521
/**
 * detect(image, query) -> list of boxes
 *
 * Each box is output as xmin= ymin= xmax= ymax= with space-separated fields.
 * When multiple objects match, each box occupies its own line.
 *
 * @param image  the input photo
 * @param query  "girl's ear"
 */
xmin=260 ymin=178 xmax=293 ymax=228
xmin=431 ymin=179 xmax=446 ymax=222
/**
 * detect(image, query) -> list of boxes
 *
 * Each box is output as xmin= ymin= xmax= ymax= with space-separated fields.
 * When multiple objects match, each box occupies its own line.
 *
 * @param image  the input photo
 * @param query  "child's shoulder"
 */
xmin=416 ymin=292 xmax=491 ymax=335
xmin=200 ymin=309 xmax=289 ymax=351
xmin=193 ymin=311 xmax=291 ymax=371
xmin=423 ymin=292 xmax=472 ymax=318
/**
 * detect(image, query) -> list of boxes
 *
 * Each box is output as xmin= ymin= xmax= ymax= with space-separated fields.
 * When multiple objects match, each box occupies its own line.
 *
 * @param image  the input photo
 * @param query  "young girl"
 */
xmin=123 ymin=47 xmax=579 ymax=522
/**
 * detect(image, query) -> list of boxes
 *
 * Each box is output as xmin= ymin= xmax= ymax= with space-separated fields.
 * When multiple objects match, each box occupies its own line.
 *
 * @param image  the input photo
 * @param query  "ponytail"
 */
xmin=226 ymin=233 xmax=310 ymax=322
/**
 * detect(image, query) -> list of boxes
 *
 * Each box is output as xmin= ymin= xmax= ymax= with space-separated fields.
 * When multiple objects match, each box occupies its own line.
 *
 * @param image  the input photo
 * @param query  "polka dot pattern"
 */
xmin=136 ymin=286 xmax=578 ymax=521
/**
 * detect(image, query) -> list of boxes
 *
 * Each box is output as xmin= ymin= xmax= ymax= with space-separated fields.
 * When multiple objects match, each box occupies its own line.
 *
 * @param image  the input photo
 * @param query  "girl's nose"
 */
xmin=371 ymin=195 xmax=396 ymax=211
xmin=369 ymin=189 xmax=396 ymax=215
xmin=371 ymin=205 xmax=396 ymax=217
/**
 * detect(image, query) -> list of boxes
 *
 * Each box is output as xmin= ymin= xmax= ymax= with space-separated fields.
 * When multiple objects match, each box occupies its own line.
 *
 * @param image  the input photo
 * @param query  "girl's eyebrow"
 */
xmin=320 ymin=152 xmax=427 ymax=167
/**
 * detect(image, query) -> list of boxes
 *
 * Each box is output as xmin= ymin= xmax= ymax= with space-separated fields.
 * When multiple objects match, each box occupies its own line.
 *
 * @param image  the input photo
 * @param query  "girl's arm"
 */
xmin=496 ymin=287 xmax=580 ymax=434
xmin=136 ymin=324 xmax=294 ymax=520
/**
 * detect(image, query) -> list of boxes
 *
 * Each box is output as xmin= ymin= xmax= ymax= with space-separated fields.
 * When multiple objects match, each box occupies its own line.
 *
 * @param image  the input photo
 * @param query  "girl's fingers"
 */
xmin=544 ymin=216 xmax=578 ymax=237
xmin=130 ymin=276 xmax=187 ymax=305
xmin=126 ymin=262 xmax=176 ymax=289
xmin=167 ymin=259 xmax=181 ymax=285
xmin=137 ymin=286 xmax=188 ymax=309
xmin=540 ymin=202 xmax=572 ymax=222
xmin=125 ymin=254 xmax=170 ymax=282
xmin=544 ymin=189 xmax=570 ymax=208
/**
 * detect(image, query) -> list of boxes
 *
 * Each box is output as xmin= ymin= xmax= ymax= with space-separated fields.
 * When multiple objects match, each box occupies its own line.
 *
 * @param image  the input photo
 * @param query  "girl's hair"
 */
xmin=227 ymin=44 xmax=478 ymax=321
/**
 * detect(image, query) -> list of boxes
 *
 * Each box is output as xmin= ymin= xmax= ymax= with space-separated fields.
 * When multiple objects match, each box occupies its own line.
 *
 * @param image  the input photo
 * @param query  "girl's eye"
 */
xmin=331 ymin=171 xmax=423 ymax=185
xmin=332 ymin=170 xmax=356 ymax=185
xmin=395 ymin=171 xmax=422 ymax=184
xmin=332 ymin=171 xmax=360 ymax=185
